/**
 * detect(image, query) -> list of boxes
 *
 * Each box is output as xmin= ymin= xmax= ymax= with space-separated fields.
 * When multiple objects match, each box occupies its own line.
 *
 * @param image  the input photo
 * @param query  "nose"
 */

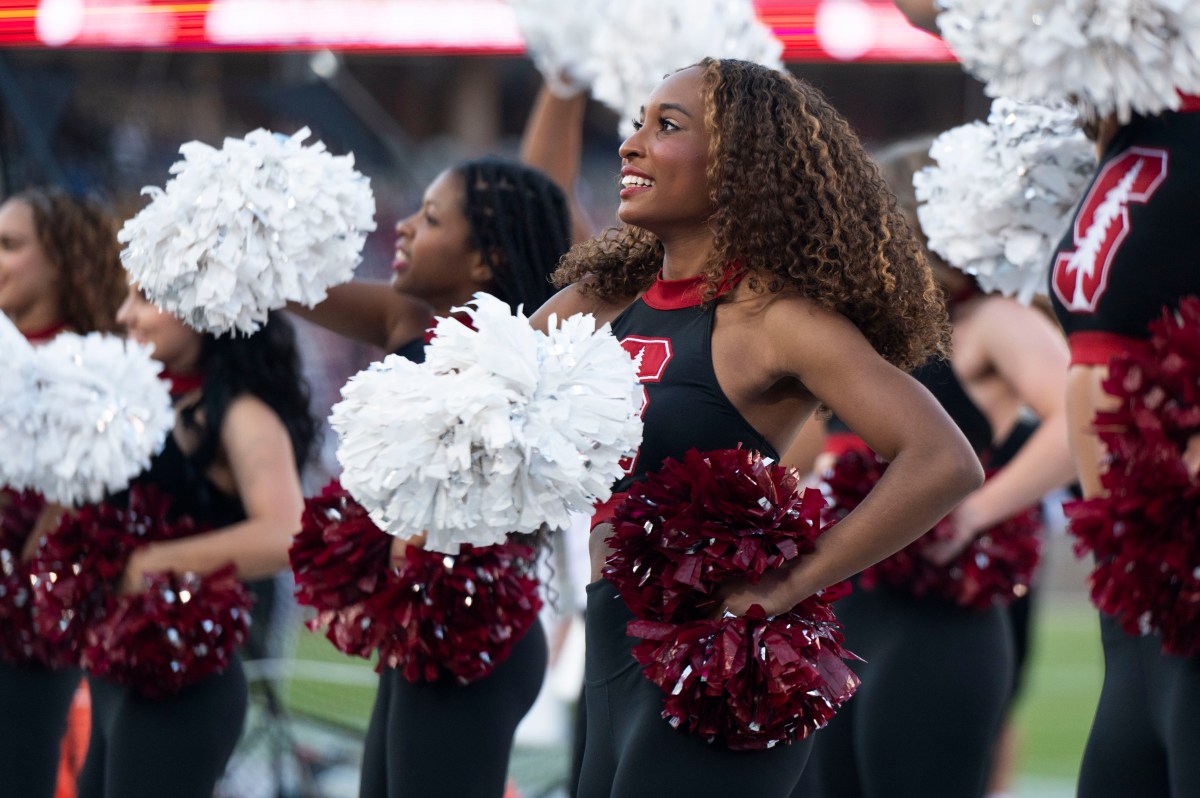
xmin=619 ymin=125 xmax=646 ymax=161
xmin=394 ymin=212 xmax=416 ymax=242
xmin=116 ymin=295 xmax=133 ymax=328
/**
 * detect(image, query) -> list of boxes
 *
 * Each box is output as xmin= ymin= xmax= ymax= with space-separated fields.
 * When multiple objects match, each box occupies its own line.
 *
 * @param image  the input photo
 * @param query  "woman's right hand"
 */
xmin=389 ymin=531 xmax=427 ymax=568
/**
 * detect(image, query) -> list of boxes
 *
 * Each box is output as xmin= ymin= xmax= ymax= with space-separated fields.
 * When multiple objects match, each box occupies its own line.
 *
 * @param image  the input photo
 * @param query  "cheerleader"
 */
xmin=531 ymin=59 xmax=983 ymax=797
xmin=803 ymin=137 xmax=1075 ymax=798
xmin=0 ymin=188 xmax=125 ymax=798
xmin=75 ymin=297 xmax=316 ymax=798
xmin=290 ymin=157 xmax=571 ymax=798
xmin=1053 ymin=97 xmax=1200 ymax=798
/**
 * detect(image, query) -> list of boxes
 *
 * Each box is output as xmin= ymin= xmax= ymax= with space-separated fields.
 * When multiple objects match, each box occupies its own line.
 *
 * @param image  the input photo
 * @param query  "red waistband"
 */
xmin=1179 ymin=94 xmax=1200 ymax=113
xmin=1067 ymin=331 xmax=1153 ymax=367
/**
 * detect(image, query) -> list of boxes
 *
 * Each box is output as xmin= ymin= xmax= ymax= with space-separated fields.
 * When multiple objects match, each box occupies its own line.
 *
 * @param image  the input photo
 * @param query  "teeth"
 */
xmin=621 ymin=175 xmax=655 ymax=188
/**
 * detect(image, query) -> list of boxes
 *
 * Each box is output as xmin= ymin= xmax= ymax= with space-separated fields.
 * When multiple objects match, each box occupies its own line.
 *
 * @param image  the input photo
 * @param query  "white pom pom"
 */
xmin=119 ymin=127 xmax=377 ymax=335
xmin=0 ymin=314 xmax=39 ymax=490
xmin=938 ymin=0 xmax=1200 ymax=122
xmin=29 ymin=334 xmax=175 ymax=505
xmin=508 ymin=0 xmax=782 ymax=134
xmin=915 ymin=99 xmax=1096 ymax=304
xmin=332 ymin=293 xmax=643 ymax=553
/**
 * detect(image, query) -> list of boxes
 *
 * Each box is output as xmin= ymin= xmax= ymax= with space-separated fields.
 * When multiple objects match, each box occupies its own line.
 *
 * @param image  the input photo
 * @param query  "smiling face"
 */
xmin=0 ymin=198 xmax=61 ymax=333
xmin=391 ymin=168 xmax=491 ymax=313
xmin=117 ymin=286 xmax=204 ymax=373
xmin=617 ymin=66 xmax=715 ymax=240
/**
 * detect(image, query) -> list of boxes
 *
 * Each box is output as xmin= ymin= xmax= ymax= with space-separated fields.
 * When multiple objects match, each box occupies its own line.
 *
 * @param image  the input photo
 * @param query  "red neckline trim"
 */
xmin=161 ymin=371 xmax=205 ymax=397
xmin=22 ymin=322 xmax=67 ymax=343
xmin=642 ymin=266 xmax=743 ymax=311
xmin=423 ymin=311 xmax=475 ymax=344
xmin=1067 ymin=331 xmax=1152 ymax=367
xmin=1179 ymin=94 xmax=1200 ymax=113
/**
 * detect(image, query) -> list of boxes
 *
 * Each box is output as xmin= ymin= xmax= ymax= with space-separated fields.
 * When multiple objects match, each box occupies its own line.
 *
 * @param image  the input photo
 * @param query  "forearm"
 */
xmin=129 ymin=518 xmax=295 ymax=583
xmin=286 ymin=281 xmax=411 ymax=350
xmin=520 ymin=85 xmax=596 ymax=242
xmin=781 ymin=440 xmax=982 ymax=601
xmin=893 ymin=0 xmax=939 ymax=33
xmin=957 ymin=413 xmax=1076 ymax=532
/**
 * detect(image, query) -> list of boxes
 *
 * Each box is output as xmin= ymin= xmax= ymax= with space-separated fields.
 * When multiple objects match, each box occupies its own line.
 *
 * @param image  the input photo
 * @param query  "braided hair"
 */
xmin=454 ymin=158 xmax=570 ymax=311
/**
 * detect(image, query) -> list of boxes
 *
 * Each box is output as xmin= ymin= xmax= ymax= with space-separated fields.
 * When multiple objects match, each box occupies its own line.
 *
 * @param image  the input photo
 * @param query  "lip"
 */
xmin=619 ymin=167 xmax=655 ymax=200
xmin=392 ymin=254 xmax=410 ymax=274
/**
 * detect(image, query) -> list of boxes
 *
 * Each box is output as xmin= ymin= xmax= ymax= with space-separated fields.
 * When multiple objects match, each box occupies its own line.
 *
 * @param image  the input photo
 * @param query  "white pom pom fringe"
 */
xmin=938 ymin=0 xmax=1200 ymax=122
xmin=915 ymin=99 xmax=1096 ymax=304
xmin=507 ymin=0 xmax=783 ymax=134
xmin=20 ymin=334 xmax=174 ymax=505
xmin=332 ymin=293 xmax=643 ymax=553
xmin=119 ymin=127 xmax=377 ymax=335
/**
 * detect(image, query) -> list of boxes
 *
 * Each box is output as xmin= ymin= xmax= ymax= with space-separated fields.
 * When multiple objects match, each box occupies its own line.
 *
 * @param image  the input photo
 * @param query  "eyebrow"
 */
xmin=639 ymin=102 xmax=694 ymax=118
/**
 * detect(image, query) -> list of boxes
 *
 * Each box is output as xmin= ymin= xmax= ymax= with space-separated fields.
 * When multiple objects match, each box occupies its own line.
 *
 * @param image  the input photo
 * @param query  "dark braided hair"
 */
xmin=454 ymin=158 xmax=570 ymax=311
xmin=182 ymin=312 xmax=317 ymax=475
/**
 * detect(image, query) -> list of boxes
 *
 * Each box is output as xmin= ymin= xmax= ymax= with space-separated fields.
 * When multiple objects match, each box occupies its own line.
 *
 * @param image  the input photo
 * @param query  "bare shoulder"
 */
xmin=529 ymin=281 xmax=635 ymax=332
xmin=733 ymin=287 xmax=862 ymax=344
xmin=220 ymin=395 xmax=289 ymax=444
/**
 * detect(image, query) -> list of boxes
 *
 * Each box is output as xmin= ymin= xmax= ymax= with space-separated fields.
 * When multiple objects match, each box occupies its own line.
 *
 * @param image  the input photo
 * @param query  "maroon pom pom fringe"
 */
xmin=0 ymin=489 xmax=58 ymax=667
xmin=825 ymin=450 xmax=1042 ymax=610
xmin=294 ymin=481 xmax=544 ymax=685
xmin=605 ymin=448 xmax=859 ymax=749
xmin=1066 ymin=297 xmax=1200 ymax=657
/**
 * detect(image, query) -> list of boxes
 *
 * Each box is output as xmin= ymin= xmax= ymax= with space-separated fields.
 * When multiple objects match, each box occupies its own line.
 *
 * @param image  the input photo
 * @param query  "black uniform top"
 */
xmin=1049 ymin=96 xmax=1200 ymax=365
xmin=132 ymin=431 xmax=247 ymax=531
xmin=609 ymin=272 xmax=777 ymax=493
xmin=912 ymin=357 xmax=993 ymax=456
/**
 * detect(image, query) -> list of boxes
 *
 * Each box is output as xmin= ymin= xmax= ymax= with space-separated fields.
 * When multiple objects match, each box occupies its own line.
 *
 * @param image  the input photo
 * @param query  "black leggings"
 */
xmin=1077 ymin=614 xmax=1200 ymax=798
xmin=77 ymin=660 xmax=247 ymax=798
xmin=805 ymin=583 xmax=1013 ymax=798
xmin=578 ymin=579 xmax=811 ymax=798
xmin=0 ymin=661 xmax=80 ymax=798
xmin=359 ymin=620 xmax=547 ymax=798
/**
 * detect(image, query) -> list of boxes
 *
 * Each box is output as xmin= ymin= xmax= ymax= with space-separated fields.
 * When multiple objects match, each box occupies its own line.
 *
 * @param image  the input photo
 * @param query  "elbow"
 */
xmin=951 ymin=442 xmax=986 ymax=496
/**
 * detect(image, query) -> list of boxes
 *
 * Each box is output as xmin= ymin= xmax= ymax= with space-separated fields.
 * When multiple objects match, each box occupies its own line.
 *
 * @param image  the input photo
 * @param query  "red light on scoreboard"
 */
xmin=0 ymin=0 xmax=953 ymax=62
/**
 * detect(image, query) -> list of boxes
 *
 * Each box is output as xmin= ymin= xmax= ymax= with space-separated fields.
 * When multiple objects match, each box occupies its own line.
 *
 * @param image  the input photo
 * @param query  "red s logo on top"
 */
xmin=1052 ymin=148 xmax=1169 ymax=313
xmin=618 ymin=336 xmax=673 ymax=475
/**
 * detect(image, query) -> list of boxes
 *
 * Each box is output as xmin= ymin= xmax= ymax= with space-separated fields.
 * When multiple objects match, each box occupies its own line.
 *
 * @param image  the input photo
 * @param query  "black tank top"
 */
xmin=610 ymin=273 xmax=777 ymax=491
xmin=911 ymin=357 xmax=993 ymax=456
xmin=132 ymin=429 xmax=247 ymax=530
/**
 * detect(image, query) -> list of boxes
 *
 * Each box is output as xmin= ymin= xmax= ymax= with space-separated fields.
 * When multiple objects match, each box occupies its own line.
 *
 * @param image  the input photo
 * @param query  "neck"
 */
xmin=6 ymin=304 xmax=63 ymax=338
xmin=659 ymin=229 xmax=716 ymax=281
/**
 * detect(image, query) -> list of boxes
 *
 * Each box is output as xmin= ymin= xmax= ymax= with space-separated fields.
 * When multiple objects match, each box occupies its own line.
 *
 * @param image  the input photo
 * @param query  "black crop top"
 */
xmin=1049 ymin=99 xmax=1200 ymax=365
xmin=610 ymin=273 xmax=777 ymax=492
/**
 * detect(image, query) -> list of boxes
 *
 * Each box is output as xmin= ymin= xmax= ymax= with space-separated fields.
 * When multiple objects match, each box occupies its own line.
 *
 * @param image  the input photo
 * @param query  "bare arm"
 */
xmin=780 ymin=414 xmax=827 ymax=478
xmin=287 ymin=281 xmax=433 ymax=352
xmin=953 ymin=300 xmax=1075 ymax=529
xmin=893 ymin=0 xmax=940 ymax=34
xmin=121 ymin=397 xmax=305 ymax=590
xmin=723 ymin=302 xmax=983 ymax=614
xmin=519 ymin=83 xmax=597 ymax=243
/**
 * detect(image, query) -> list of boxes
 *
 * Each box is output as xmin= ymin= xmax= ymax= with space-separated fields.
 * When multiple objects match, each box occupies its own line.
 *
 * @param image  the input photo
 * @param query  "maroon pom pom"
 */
xmin=0 ymin=489 xmax=59 ymax=667
xmin=81 ymin=565 xmax=251 ymax=698
xmin=628 ymin=595 xmax=860 ymax=750
xmin=604 ymin=448 xmax=857 ymax=747
xmin=825 ymin=450 xmax=1042 ymax=610
xmin=1065 ymin=299 xmax=1200 ymax=656
xmin=604 ymin=448 xmax=825 ymax=623
xmin=291 ymin=480 xmax=392 ymax=612
xmin=341 ymin=542 xmax=543 ymax=685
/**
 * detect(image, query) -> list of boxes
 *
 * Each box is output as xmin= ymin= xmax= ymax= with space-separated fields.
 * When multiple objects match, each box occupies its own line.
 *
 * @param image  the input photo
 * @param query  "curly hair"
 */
xmin=553 ymin=58 xmax=948 ymax=370
xmin=15 ymin=187 xmax=125 ymax=334
xmin=455 ymin=158 xmax=570 ymax=311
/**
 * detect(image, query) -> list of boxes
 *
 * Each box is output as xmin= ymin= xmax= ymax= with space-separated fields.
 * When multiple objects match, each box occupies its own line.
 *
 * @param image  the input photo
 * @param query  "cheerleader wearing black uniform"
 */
xmin=1050 ymin=96 xmax=1200 ymax=798
xmin=76 ymin=301 xmax=315 ymax=798
xmin=0 ymin=189 xmax=126 ymax=798
xmin=532 ymin=59 xmax=982 ymax=798
xmin=290 ymin=158 xmax=569 ymax=798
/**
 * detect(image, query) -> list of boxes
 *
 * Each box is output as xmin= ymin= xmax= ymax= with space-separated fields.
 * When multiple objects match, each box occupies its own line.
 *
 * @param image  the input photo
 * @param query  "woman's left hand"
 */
xmin=119 ymin=546 xmax=155 ymax=595
xmin=717 ymin=567 xmax=802 ymax=618
xmin=921 ymin=505 xmax=981 ymax=566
